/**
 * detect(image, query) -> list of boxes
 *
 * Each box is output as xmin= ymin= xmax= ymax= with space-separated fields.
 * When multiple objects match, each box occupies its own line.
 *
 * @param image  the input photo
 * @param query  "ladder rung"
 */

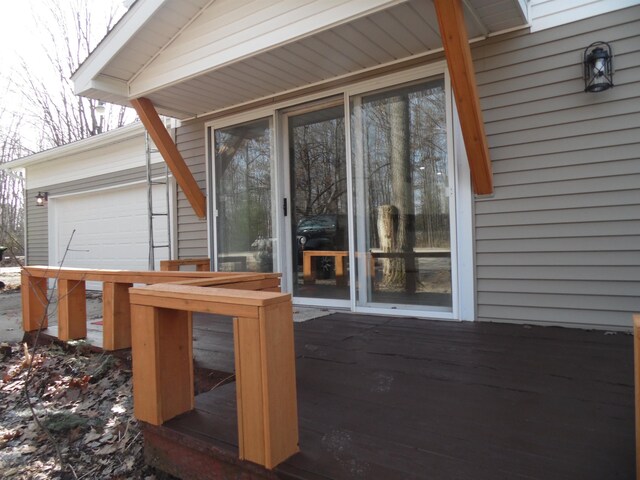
xmin=152 ymin=244 xmax=170 ymax=249
xmin=151 ymin=212 xmax=169 ymax=217
xmin=149 ymin=180 xmax=167 ymax=186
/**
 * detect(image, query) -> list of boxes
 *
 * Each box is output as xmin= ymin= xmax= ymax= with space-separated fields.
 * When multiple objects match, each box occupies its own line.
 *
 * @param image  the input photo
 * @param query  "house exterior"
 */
xmin=14 ymin=0 xmax=640 ymax=330
xmin=8 ymin=122 xmax=175 ymax=283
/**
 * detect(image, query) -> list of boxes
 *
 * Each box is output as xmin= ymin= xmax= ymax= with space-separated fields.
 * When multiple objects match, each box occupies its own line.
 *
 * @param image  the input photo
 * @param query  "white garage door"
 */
xmin=49 ymin=183 xmax=170 ymax=288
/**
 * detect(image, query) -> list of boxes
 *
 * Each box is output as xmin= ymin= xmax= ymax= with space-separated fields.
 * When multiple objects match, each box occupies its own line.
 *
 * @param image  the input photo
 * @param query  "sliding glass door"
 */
xmin=286 ymin=102 xmax=349 ymax=302
xmin=213 ymin=117 xmax=275 ymax=272
xmin=209 ymin=72 xmax=459 ymax=316
xmin=350 ymin=78 xmax=453 ymax=311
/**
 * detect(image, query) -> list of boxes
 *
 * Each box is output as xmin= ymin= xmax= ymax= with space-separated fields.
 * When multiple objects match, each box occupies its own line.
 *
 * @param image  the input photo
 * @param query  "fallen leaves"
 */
xmin=0 ymin=342 xmax=174 ymax=479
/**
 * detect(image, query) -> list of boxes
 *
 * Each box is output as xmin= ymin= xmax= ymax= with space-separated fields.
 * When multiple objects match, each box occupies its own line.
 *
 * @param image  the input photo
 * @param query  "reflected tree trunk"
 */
xmin=378 ymin=94 xmax=415 ymax=290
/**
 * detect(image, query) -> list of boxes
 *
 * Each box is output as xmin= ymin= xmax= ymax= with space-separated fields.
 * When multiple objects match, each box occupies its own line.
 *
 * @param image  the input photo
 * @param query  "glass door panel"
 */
xmin=214 ymin=117 xmax=275 ymax=272
xmin=288 ymin=104 xmax=349 ymax=300
xmin=351 ymin=79 xmax=453 ymax=309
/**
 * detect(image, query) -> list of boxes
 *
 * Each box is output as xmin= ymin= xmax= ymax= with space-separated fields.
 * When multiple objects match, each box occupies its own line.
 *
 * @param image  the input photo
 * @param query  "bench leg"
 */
xmin=234 ymin=300 xmax=299 ymax=469
xmin=21 ymin=271 xmax=48 ymax=332
xmin=131 ymin=305 xmax=194 ymax=425
xmin=58 ymin=279 xmax=86 ymax=341
xmin=103 ymin=282 xmax=133 ymax=351
xmin=303 ymin=253 xmax=315 ymax=284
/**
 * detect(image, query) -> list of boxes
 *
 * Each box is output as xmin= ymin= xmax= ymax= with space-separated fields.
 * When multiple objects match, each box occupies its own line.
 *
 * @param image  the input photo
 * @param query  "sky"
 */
xmin=0 ymin=0 xmax=129 ymax=150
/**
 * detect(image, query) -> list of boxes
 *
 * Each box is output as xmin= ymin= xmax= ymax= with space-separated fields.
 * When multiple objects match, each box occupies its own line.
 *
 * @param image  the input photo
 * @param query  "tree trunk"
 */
xmin=379 ymin=94 xmax=415 ymax=290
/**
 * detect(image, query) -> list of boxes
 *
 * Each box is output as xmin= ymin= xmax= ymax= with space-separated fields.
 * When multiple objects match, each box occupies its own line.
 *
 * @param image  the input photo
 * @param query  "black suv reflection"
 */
xmin=296 ymin=214 xmax=346 ymax=257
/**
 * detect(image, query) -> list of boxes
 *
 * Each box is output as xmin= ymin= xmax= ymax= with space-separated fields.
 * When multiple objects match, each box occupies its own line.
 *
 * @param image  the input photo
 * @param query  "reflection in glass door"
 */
xmin=214 ymin=117 xmax=275 ymax=272
xmin=288 ymin=103 xmax=349 ymax=301
xmin=351 ymin=78 xmax=453 ymax=310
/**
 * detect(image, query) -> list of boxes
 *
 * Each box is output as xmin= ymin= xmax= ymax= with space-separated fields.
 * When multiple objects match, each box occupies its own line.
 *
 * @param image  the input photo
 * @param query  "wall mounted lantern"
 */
xmin=35 ymin=192 xmax=48 ymax=206
xmin=583 ymin=42 xmax=613 ymax=92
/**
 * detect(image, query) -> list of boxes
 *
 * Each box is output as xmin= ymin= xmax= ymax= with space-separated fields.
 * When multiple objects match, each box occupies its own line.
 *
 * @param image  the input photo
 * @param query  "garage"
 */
xmin=48 ymin=182 xmax=170 ymax=288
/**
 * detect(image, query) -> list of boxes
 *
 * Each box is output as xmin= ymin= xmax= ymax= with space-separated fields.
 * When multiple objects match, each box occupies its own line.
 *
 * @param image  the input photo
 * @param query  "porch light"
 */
xmin=95 ymin=101 xmax=106 ymax=116
xmin=35 ymin=192 xmax=48 ymax=206
xmin=583 ymin=42 xmax=613 ymax=92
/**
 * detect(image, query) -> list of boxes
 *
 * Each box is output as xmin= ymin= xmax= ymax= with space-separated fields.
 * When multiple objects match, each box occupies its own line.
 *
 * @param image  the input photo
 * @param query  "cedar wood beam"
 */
xmin=131 ymin=97 xmax=207 ymax=218
xmin=434 ymin=0 xmax=494 ymax=195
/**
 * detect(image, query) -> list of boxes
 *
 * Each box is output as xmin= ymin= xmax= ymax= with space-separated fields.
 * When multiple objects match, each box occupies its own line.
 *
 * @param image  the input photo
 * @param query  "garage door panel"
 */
xmin=50 ymin=183 xmax=170 ymax=290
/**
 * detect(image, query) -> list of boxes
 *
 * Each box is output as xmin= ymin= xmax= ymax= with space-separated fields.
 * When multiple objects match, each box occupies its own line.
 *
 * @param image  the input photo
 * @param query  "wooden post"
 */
xmin=434 ymin=0 xmax=493 ymax=194
xmin=131 ymin=305 xmax=194 ymax=425
xmin=102 ymin=282 xmax=133 ymax=351
xmin=58 ymin=279 xmax=87 ymax=341
xmin=21 ymin=270 xmax=48 ymax=332
xmin=634 ymin=314 xmax=640 ymax=480
xmin=234 ymin=299 xmax=299 ymax=469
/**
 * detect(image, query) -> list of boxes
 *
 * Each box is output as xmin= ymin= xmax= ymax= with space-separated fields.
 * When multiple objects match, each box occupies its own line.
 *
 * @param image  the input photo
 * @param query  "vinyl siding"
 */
xmin=175 ymin=119 xmax=208 ymax=259
xmin=473 ymin=5 xmax=640 ymax=330
xmin=26 ymin=164 xmax=166 ymax=266
xmin=530 ymin=0 xmax=640 ymax=31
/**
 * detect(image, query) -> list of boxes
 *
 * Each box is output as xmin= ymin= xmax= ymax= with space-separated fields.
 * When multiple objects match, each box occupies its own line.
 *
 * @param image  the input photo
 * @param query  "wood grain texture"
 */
xmin=160 ymin=258 xmax=210 ymax=271
xmin=57 ymin=279 xmax=86 ymax=341
xmin=21 ymin=270 xmax=48 ymax=332
xmin=165 ymin=312 xmax=634 ymax=480
xmin=102 ymin=282 xmax=133 ymax=351
xmin=130 ymin=97 xmax=207 ymax=218
xmin=234 ymin=316 xmax=266 ymax=466
xmin=258 ymin=301 xmax=299 ymax=468
xmin=434 ymin=0 xmax=493 ymax=194
xmin=131 ymin=304 xmax=161 ymax=425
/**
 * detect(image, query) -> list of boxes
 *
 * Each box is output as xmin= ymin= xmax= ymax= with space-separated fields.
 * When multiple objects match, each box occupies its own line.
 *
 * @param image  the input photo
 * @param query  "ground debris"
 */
xmin=0 ymin=342 xmax=176 ymax=479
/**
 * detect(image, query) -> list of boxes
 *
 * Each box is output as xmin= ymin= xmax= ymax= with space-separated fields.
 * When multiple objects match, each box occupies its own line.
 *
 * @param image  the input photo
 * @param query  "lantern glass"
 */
xmin=584 ymin=42 xmax=613 ymax=92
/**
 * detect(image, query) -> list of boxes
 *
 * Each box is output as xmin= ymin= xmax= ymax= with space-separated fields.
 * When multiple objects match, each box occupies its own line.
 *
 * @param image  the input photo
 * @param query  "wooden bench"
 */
xmin=129 ymin=283 xmax=298 ymax=469
xmin=160 ymin=258 xmax=210 ymax=271
xmin=303 ymin=250 xmax=348 ymax=286
xmin=21 ymin=266 xmax=280 ymax=350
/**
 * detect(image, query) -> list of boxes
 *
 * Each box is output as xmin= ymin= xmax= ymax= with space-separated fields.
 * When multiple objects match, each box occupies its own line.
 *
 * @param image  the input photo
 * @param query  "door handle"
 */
xmin=283 ymin=198 xmax=288 ymax=217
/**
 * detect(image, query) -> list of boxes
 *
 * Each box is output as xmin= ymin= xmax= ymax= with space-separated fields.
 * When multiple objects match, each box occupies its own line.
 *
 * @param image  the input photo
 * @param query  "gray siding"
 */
xmin=26 ymin=164 xmax=166 ymax=266
xmin=473 ymin=6 xmax=640 ymax=329
xmin=175 ymin=120 xmax=208 ymax=258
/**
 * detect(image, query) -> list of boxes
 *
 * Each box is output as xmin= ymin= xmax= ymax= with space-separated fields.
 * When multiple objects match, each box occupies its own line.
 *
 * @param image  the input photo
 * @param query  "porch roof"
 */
xmin=72 ymin=0 xmax=529 ymax=120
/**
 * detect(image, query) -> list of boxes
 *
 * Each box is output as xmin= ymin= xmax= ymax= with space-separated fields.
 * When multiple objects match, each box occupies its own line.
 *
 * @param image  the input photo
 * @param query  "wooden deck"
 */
xmin=145 ymin=312 xmax=634 ymax=480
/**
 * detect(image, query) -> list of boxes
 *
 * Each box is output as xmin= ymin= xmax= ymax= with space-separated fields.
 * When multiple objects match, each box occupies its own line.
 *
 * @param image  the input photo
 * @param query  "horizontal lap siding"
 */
xmin=175 ymin=119 xmax=208 ymax=259
xmin=26 ymin=165 xmax=165 ymax=265
xmin=474 ymin=6 xmax=640 ymax=330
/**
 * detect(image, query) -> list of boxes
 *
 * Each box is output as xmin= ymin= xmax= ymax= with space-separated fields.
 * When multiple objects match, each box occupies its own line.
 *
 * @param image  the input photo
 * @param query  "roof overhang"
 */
xmin=72 ymin=0 xmax=530 ymax=197
xmin=73 ymin=0 xmax=529 ymax=119
xmin=2 ymin=122 xmax=146 ymax=170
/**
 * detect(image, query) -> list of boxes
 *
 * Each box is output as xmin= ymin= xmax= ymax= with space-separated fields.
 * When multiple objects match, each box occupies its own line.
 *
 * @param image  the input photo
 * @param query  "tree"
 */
xmin=378 ymin=93 xmax=416 ymax=290
xmin=0 ymin=105 xmax=28 ymax=255
xmin=16 ymin=0 xmax=133 ymax=150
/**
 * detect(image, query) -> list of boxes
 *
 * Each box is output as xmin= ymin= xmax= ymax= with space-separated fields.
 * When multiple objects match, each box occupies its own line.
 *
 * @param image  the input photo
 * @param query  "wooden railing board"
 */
xmin=21 ymin=267 xmax=282 ymax=351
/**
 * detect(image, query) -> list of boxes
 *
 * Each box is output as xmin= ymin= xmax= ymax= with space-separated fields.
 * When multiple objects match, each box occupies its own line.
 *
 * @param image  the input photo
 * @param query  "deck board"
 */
xmin=161 ymin=312 xmax=634 ymax=480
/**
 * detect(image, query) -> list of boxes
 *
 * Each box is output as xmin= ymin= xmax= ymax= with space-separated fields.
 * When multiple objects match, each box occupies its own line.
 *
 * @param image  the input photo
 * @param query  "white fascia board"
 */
xmin=78 ymin=75 xmax=129 ymax=100
xmin=129 ymin=0 xmax=408 ymax=99
xmin=2 ymin=123 xmax=146 ymax=170
xmin=72 ymin=0 xmax=168 ymax=97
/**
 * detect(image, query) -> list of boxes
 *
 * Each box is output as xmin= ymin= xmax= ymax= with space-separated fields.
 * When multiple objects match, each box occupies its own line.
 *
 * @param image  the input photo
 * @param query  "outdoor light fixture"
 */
xmin=35 ymin=192 xmax=48 ymax=206
xmin=95 ymin=101 xmax=106 ymax=116
xmin=583 ymin=42 xmax=613 ymax=92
